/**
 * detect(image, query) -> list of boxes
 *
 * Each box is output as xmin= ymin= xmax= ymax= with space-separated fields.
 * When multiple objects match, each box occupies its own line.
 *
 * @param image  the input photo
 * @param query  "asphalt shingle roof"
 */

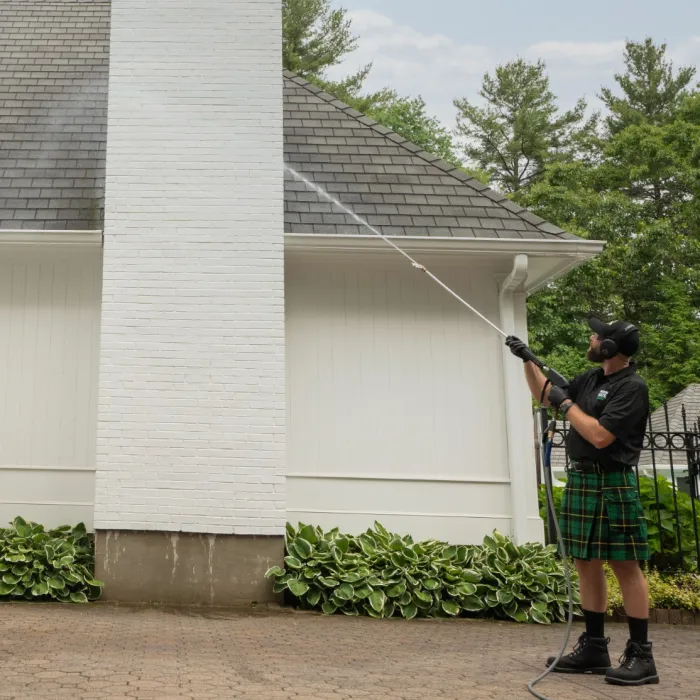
xmin=0 ymin=1 xmax=110 ymax=230
xmin=648 ymin=384 xmax=700 ymax=433
xmin=637 ymin=384 xmax=700 ymax=469
xmin=283 ymin=71 xmax=578 ymax=240
xmin=0 ymin=1 xmax=578 ymax=242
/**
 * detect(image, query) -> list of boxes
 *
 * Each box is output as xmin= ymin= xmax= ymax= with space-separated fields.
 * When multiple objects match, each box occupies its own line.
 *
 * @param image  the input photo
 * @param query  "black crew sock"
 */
xmin=583 ymin=609 xmax=606 ymax=638
xmin=627 ymin=616 xmax=649 ymax=644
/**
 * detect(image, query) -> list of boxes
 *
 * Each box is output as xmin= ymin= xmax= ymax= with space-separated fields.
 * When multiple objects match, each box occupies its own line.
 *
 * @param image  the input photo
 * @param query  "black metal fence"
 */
xmin=536 ymin=402 xmax=700 ymax=573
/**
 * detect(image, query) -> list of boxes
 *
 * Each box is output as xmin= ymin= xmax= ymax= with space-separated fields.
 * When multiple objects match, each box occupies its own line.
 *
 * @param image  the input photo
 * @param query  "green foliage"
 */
xmin=0 ymin=517 xmax=103 ymax=603
xmin=605 ymin=564 xmax=700 ymax=613
xmin=454 ymin=58 xmax=596 ymax=193
xmin=600 ymin=38 xmax=697 ymax=135
xmin=266 ymin=522 xmax=581 ymax=624
xmin=521 ymin=39 xmax=700 ymax=406
xmin=282 ymin=0 xmax=395 ymax=119
xmin=639 ymin=475 xmax=700 ymax=571
xmin=538 ymin=475 xmax=700 ymax=571
xmin=282 ymin=0 xmax=360 ymax=80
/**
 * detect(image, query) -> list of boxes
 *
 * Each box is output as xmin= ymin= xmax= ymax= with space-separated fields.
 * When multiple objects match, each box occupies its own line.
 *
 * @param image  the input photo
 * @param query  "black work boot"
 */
xmin=605 ymin=640 xmax=659 ymax=686
xmin=545 ymin=632 xmax=612 ymax=674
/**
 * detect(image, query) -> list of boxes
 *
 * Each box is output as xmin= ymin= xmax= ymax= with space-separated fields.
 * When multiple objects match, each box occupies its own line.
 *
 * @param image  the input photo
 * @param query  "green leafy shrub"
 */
xmin=0 ymin=517 xmax=103 ymax=603
xmin=639 ymin=475 xmax=700 ymax=571
xmin=265 ymin=521 xmax=581 ymax=624
xmin=605 ymin=564 xmax=700 ymax=613
xmin=538 ymin=474 xmax=700 ymax=571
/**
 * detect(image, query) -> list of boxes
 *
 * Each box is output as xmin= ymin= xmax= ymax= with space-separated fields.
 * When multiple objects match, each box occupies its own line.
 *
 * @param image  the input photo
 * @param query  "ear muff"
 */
xmin=597 ymin=322 xmax=638 ymax=359
xmin=599 ymin=337 xmax=618 ymax=358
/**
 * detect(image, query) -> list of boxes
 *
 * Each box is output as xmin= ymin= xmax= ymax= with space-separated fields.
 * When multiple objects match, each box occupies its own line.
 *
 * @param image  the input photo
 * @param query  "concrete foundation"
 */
xmin=94 ymin=531 xmax=284 ymax=606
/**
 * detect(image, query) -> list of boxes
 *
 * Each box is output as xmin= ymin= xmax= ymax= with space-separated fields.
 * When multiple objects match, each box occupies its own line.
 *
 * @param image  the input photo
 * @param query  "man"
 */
xmin=506 ymin=316 xmax=659 ymax=687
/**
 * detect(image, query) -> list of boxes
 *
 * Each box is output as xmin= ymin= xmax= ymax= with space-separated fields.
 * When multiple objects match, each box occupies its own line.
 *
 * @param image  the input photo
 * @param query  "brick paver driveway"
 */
xmin=0 ymin=603 xmax=697 ymax=700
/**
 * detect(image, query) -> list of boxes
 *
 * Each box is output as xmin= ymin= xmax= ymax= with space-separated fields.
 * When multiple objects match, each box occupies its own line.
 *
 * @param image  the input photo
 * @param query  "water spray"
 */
xmin=285 ymin=163 xmax=576 ymax=700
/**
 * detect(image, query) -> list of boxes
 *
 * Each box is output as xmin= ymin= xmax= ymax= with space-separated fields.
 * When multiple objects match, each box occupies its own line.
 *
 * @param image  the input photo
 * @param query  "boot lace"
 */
xmin=568 ymin=635 xmax=588 ymax=658
xmin=568 ymin=633 xmax=609 ymax=658
xmin=618 ymin=642 xmax=643 ymax=670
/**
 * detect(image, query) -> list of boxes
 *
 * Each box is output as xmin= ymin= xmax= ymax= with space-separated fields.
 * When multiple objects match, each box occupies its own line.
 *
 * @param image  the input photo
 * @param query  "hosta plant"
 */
xmin=0 ymin=517 xmax=104 ymax=603
xmin=266 ymin=522 xmax=581 ymax=624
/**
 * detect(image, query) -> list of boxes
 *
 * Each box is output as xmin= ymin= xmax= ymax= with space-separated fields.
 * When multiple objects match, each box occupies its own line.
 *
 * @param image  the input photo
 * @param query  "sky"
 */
xmin=326 ymin=0 xmax=700 ymax=127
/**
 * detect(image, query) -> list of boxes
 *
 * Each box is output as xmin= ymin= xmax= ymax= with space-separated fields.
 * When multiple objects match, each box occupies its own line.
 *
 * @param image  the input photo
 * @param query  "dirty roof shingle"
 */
xmin=0 ymin=2 xmax=579 ymax=241
xmin=0 ymin=1 xmax=110 ymax=230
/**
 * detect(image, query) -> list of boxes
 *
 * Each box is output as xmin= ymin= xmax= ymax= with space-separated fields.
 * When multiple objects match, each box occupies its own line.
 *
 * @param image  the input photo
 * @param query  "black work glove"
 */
xmin=505 ymin=335 xmax=530 ymax=363
xmin=548 ymin=385 xmax=570 ymax=409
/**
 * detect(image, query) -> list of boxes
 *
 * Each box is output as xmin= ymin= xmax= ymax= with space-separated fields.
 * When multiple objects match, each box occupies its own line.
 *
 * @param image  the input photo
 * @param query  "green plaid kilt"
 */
xmin=559 ymin=467 xmax=649 ymax=562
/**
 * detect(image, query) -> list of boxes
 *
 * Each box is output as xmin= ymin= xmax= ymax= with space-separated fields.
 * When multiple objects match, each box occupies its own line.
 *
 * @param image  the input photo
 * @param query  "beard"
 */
xmin=587 ymin=347 xmax=605 ymax=363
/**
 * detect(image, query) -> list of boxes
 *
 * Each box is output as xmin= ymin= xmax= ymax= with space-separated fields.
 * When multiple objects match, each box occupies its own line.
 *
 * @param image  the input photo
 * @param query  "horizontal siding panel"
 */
xmin=0 ymin=247 xmax=101 ymax=530
xmin=286 ymin=255 xmax=511 ymax=542
xmin=0 ymin=247 xmax=102 ymax=469
xmin=0 ymin=467 xmax=95 ymax=505
xmin=287 ymin=476 xmax=511 ymax=532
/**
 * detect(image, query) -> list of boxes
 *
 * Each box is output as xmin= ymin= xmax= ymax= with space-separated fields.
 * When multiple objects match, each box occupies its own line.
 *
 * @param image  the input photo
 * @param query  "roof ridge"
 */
xmin=283 ymin=69 xmax=570 ymax=240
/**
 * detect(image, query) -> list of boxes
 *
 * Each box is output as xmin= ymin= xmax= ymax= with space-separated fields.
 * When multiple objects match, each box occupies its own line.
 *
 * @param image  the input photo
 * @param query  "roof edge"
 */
xmin=283 ymin=69 xmax=575 ymax=241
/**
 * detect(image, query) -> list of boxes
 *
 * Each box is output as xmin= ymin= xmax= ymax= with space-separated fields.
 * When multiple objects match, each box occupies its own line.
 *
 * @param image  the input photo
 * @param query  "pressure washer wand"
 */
xmin=518 ymin=346 xmax=570 ymax=390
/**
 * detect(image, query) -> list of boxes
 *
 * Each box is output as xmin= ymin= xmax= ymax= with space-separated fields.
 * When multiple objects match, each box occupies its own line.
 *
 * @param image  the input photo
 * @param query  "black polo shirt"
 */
xmin=565 ymin=362 xmax=649 ymax=469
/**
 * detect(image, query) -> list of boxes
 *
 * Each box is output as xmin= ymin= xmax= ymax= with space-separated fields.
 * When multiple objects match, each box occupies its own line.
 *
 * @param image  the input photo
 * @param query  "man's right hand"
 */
xmin=505 ymin=335 xmax=530 ymax=363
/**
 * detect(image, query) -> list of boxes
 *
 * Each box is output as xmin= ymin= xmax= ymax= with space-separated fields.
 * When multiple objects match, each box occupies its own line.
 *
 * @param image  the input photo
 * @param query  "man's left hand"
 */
xmin=548 ymin=385 xmax=570 ymax=409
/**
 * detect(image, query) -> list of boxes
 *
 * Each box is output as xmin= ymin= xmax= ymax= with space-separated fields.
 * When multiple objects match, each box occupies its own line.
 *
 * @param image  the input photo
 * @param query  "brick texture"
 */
xmin=94 ymin=0 xmax=285 ymax=535
xmin=1 ymin=605 xmax=698 ymax=700
xmin=0 ymin=1 xmax=110 ymax=230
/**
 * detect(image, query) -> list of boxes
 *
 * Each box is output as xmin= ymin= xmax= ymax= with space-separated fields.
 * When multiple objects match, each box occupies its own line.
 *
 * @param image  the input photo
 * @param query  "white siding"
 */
xmin=0 ymin=247 xmax=102 ymax=529
xmin=95 ymin=1 xmax=285 ymax=534
xmin=285 ymin=254 xmax=515 ymax=544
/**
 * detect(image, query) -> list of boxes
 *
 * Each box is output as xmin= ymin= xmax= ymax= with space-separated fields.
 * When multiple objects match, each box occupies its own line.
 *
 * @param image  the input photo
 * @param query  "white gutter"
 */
xmin=284 ymin=232 xmax=605 ymax=257
xmin=286 ymin=233 xmax=606 ymax=293
xmin=500 ymin=253 xmax=529 ymax=295
xmin=0 ymin=230 xmax=103 ymax=247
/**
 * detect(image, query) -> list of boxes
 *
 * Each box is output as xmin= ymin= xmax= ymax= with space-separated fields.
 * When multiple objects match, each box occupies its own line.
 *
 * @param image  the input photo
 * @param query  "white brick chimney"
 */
xmin=95 ymin=0 xmax=285 ymax=547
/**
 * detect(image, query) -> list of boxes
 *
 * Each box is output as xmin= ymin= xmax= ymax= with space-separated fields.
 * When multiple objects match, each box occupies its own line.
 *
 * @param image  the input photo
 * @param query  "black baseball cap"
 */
xmin=588 ymin=315 xmax=640 ymax=356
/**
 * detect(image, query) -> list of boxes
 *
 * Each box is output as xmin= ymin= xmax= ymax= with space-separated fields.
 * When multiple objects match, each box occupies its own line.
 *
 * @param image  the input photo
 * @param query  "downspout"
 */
xmin=498 ymin=254 xmax=534 ymax=544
